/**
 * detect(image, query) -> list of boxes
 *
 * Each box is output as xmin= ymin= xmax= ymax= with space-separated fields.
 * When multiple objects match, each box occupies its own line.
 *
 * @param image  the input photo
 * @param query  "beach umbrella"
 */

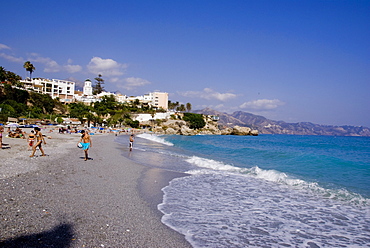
xmin=5 ymin=123 xmax=19 ymax=127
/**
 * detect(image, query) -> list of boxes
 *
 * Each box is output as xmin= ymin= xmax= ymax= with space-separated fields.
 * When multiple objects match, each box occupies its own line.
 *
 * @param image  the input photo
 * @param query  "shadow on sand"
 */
xmin=0 ymin=223 xmax=75 ymax=248
xmin=79 ymin=157 xmax=93 ymax=161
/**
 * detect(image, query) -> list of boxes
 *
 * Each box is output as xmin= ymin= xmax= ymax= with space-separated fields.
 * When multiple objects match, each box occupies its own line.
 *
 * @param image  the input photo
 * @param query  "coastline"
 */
xmin=0 ymin=129 xmax=191 ymax=247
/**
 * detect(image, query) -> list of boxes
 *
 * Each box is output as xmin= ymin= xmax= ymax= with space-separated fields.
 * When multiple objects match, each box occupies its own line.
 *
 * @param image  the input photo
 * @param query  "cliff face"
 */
xmin=194 ymin=108 xmax=370 ymax=137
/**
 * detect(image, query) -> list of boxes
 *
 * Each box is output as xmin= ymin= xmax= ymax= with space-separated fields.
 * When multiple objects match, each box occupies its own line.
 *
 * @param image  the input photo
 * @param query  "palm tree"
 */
xmin=186 ymin=102 xmax=192 ymax=112
xmin=23 ymin=61 xmax=35 ymax=80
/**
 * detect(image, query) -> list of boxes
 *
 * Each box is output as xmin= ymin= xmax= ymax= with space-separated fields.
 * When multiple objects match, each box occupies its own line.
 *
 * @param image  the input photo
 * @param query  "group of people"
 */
xmin=0 ymin=126 xmax=34 ymax=150
xmin=0 ymin=125 xmax=135 ymax=161
xmin=76 ymin=131 xmax=134 ymax=160
xmin=7 ymin=127 xmax=27 ymax=139
xmin=28 ymin=127 xmax=93 ymax=160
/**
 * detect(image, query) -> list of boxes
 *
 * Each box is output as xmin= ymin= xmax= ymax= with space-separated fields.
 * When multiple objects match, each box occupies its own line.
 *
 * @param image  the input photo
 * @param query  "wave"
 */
xmin=137 ymin=133 xmax=174 ymax=146
xmin=184 ymin=156 xmax=369 ymax=205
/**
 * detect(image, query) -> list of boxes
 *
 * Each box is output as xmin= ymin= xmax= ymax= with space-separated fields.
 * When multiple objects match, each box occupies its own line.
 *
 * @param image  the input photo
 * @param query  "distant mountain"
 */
xmin=194 ymin=108 xmax=370 ymax=136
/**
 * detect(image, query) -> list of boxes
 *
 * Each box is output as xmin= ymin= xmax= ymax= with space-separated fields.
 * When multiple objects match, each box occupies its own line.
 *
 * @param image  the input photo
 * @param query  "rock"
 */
xmin=250 ymin=129 xmax=259 ymax=136
xmin=153 ymin=127 xmax=165 ymax=134
xmin=232 ymin=126 xmax=252 ymax=135
xmin=221 ymin=127 xmax=233 ymax=135
xmin=180 ymin=125 xmax=196 ymax=135
xmin=165 ymin=127 xmax=177 ymax=135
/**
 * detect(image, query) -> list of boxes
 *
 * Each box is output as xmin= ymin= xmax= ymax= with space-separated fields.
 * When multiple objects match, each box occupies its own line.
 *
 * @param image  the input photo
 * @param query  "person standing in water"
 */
xmin=129 ymin=134 xmax=134 ymax=151
xmin=79 ymin=130 xmax=92 ymax=161
xmin=30 ymin=127 xmax=46 ymax=157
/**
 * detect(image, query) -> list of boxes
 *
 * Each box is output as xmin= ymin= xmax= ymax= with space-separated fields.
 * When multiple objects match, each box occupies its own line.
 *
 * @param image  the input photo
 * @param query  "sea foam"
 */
xmin=184 ymin=155 xmax=369 ymax=205
xmin=137 ymin=133 xmax=174 ymax=146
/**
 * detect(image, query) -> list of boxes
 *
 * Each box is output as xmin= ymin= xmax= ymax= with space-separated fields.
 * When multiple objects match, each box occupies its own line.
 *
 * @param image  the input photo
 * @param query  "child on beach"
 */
xmin=28 ymin=130 xmax=36 ymax=150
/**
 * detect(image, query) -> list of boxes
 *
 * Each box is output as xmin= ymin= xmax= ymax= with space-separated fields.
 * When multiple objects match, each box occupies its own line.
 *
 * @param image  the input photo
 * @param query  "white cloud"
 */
xmin=64 ymin=64 xmax=82 ymax=73
xmin=239 ymin=99 xmax=285 ymax=110
xmin=179 ymin=88 xmax=237 ymax=101
xmin=0 ymin=44 xmax=11 ymax=50
xmin=29 ymin=53 xmax=61 ymax=72
xmin=0 ymin=53 xmax=24 ymax=63
xmin=122 ymin=77 xmax=151 ymax=90
xmin=87 ymin=57 xmax=127 ymax=77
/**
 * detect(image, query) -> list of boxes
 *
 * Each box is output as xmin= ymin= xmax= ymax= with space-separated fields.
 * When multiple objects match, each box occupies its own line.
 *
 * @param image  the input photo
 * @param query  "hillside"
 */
xmin=194 ymin=108 xmax=370 ymax=136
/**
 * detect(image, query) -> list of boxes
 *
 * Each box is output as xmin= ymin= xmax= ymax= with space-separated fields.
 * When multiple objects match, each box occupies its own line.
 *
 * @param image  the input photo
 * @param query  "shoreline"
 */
xmin=0 ymin=129 xmax=192 ymax=247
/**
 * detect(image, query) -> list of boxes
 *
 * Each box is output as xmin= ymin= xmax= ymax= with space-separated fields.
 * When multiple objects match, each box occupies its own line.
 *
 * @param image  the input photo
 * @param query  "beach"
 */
xmin=0 ymin=129 xmax=192 ymax=247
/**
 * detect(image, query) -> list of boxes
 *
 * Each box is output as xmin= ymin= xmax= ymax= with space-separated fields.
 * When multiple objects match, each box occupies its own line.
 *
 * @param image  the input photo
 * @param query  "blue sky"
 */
xmin=1 ymin=0 xmax=369 ymax=127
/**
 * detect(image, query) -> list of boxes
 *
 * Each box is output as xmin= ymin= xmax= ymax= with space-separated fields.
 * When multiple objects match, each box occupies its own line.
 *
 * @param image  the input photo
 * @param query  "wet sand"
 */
xmin=0 ymin=129 xmax=191 ymax=247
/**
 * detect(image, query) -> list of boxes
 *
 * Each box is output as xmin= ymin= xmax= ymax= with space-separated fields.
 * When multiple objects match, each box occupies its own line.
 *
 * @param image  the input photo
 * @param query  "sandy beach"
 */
xmin=0 ymin=128 xmax=191 ymax=247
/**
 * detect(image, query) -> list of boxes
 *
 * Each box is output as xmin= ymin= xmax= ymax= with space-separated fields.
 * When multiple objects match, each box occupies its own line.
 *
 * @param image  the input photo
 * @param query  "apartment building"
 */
xmin=21 ymin=78 xmax=75 ymax=103
xmin=124 ymin=92 xmax=168 ymax=110
xmin=152 ymin=92 xmax=168 ymax=110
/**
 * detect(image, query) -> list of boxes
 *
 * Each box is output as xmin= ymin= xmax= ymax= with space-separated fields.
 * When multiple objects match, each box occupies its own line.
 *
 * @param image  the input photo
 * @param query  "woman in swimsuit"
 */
xmin=30 ymin=127 xmax=46 ymax=157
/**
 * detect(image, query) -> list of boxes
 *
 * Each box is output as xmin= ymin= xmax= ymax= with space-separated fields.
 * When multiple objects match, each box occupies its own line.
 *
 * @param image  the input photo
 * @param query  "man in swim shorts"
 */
xmin=79 ymin=130 xmax=92 ymax=161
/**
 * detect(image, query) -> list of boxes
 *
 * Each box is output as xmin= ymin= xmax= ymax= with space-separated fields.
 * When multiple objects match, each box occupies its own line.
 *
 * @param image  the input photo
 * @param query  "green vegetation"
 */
xmin=1 ymin=67 xmax=194 ymax=129
xmin=0 ymin=66 xmax=23 ymax=87
xmin=0 ymin=82 xmax=61 ymax=122
xmin=183 ymin=112 xmax=206 ymax=129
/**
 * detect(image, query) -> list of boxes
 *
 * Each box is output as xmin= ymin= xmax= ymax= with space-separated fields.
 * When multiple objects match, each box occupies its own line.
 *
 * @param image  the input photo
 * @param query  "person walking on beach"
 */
xmin=0 ymin=126 xmax=3 ymax=149
xmin=129 ymin=134 xmax=134 ymax=151
xmin=30 ymin=127 xmax=46 ymax=157
xmin=79 ymin=130 xmax=92 ymax=161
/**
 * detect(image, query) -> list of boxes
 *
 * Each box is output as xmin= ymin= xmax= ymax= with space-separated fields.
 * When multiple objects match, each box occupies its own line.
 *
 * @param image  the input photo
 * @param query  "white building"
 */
xmin=21 ymin=78 xmax=75 ymax=103
xmin=83 ymin=79 xmax=93 ymax=96
xmin=133 ymin=112 xmax=174 ymax=122
xmin=74 ymin=79 xmax=100 ymax=104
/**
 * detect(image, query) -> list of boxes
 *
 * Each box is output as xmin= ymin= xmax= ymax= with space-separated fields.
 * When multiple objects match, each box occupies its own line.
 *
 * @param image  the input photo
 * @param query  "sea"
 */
xmin=116 ymin=134 xmax=370 ymax=248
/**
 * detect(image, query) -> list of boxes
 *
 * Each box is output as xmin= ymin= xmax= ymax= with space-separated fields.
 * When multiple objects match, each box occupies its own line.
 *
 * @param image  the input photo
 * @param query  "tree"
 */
xmin=0 ymin=66 xmax=6 ymax=82
xmin=186 ymin=102 xmax=192 ymax=112
xmin=183 ymin=113 xmax=206 ymax=129
xmin=176 ymin=104 xmax=186 ymax=112
xmin=168 ymin=100 xmax=179 ymax=111
xmin=93 ymin=74 xmax=105 ymax=95
xmin=23 ymin=61 xmax=35 ymax=80
xmin=0 ymin=67 xmax=22 ymax=86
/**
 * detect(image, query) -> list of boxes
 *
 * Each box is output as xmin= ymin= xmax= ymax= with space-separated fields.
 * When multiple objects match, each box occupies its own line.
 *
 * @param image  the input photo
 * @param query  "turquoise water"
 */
xmin=164 ymin=135 xmax=370 ymax=198
xmin=117 ymin=134 xmax=370 ymax=247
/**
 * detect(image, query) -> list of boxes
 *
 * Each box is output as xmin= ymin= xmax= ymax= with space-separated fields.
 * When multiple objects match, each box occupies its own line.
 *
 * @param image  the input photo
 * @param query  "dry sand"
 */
xmin=0 ymin=128 xmax=192 ymax=247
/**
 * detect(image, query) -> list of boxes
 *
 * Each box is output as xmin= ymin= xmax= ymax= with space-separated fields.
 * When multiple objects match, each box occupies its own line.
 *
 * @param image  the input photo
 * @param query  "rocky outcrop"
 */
xmin=180 ymin=125 xmax=196 ymax=136
xmin=219 ymin=126 xmax=259 ymax=136
xmin=151 ymin=116 xmax=258 ymax=136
